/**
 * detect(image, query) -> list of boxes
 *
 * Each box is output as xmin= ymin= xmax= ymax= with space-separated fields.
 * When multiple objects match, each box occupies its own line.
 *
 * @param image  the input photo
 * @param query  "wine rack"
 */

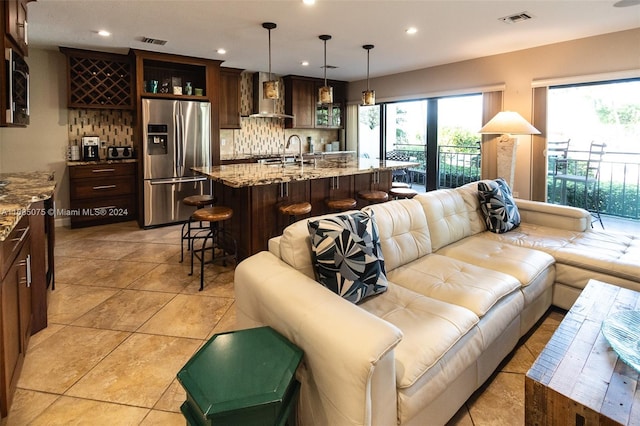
xmin=62 ymin=48 xmax=134 ymax=109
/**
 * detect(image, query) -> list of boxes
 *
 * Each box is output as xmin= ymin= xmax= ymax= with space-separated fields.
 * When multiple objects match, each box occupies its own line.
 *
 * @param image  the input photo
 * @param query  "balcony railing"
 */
xmin=547 ymin=149 xmax=640 ymax=220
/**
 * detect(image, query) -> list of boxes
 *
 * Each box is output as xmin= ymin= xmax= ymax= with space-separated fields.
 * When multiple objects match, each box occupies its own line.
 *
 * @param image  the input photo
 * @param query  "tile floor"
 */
xmin=3 ymin=221 xmax=564 ymax=425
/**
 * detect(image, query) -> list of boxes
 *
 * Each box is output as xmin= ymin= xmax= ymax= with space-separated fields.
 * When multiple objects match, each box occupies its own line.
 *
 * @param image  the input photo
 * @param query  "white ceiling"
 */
xmin=27 ymin=0 xmax=640 ymax=82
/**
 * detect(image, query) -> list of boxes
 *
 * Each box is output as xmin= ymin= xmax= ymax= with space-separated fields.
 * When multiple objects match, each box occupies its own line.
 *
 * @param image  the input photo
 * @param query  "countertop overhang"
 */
xmin=0 ymin=172 xmax=57 ymax=241
xmin=193 ymin=159 xmax=420 ymax=188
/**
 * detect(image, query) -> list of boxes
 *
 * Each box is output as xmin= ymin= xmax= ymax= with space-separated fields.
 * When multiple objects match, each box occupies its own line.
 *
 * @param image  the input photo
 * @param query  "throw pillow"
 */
xmin=478 ymin=178 xmax=521 ymax=234
xmin=307 ymin=211 xmax=388 ymax=304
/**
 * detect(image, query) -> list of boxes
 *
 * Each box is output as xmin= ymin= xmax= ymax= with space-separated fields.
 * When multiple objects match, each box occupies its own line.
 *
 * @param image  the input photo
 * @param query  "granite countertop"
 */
xmin=67 ymin=159 xmax=138 ymax=166
xmin=193 ymin=158 xmax=419 ymax=188
xmin=0 ymin=171 xmax=57 ymax=242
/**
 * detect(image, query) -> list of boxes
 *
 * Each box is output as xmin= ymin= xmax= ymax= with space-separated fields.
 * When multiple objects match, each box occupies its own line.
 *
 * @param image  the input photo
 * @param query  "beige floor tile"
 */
xmin=28 ymin=323 xmax=65 ymax=350
xmin=524 ymin=313 xmax=562 ymax=358
xmin=65 ymin=333 xmax=201 ymax=408
xmin=466 ymin=372 xmax=525 ymax=426
xmin=127 ymin=263 xmax=196 ymax=293
xmin=446 ymin=404 xmax=474 ymax=426
xmin=141 ymin=410 xmax=185 ymax=425
xmin=72 ymin=289 xmax=175 ymax=331
xmin=501 ymin=343 xmax=537 ymax=375
xmin=47 ymin=284 xmax=120 ymax=324
xmin=182 ymin=263 xmax=236 ymax=297
xmin=3 ymin=389 xmax=58 ymax=426
xmin=55 ymin=239 xmax=145 ymax=260
xmin=123 ymin=242 xmax=182 ymax=263
xmin=208 ymin=302 xmax=238 ymax=338
xmin=55 ymin=257 xmax=158 ymax=288
xmin=138 ymin=294 xmax=233 ymax=339
xmin=18 ymin=326 xmax=130 ymax=394
xmin=153 ymin=379 xmax=185 ymax=413
xmin=29 ymin=395 xmax=149 ymax=426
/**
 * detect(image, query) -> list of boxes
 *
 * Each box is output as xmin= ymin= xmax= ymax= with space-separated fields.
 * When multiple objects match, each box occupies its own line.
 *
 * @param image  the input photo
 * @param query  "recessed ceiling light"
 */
xmin=303 ymin=0 xmax=316 ymax=5
xmin=301 ymin=61 xmax=309 ymax=66
xmin=97 ymin=30 xmax=111 ymax=37
xmin=217 ymin=48 xmax=227 ymax=55
xmin=406 ymin=27 xmax=417 ymax=35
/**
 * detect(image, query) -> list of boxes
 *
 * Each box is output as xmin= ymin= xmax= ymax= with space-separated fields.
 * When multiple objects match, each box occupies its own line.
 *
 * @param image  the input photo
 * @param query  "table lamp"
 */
xmin=479 ymin=111 xmax=540 ymax=188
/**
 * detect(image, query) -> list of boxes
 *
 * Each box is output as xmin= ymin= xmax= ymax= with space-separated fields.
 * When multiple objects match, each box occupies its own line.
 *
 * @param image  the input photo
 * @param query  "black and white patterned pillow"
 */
xmin=478 ymin=178 xmax=521 ymax=234
xmin=307 ymin=211 xmax=388 ymax=304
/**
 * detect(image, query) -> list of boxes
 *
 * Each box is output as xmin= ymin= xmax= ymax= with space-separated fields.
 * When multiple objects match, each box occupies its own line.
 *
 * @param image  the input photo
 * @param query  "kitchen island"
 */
xmin=193 ymin=157 xmax=418 ymax=260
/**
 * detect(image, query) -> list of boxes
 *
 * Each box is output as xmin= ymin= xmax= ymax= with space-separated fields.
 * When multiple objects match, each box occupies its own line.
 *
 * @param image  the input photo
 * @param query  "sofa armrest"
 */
xmin=235 ymin=251 xmax=403 ymax=426
xmin=515 ymin=199 xmax=590 ymax=232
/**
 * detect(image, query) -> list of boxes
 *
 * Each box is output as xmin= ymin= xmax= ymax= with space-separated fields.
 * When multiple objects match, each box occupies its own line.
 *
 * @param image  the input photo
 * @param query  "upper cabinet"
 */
xmin=60 ymin=48 xmax=134 ymax=109
xmin=5 ymin=0 xmax=30 ymax=56
xmin=220 ymin=67 xmax=242 ymax=129
xmin=283 ymin=75 xmax=347 ymax=129
xmin=131 ymin=49 xmax=222 ymax=102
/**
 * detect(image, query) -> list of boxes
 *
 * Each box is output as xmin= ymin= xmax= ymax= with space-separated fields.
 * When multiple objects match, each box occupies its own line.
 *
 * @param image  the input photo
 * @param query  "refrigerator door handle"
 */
xmin=149 ymin=176 xmax=208 ymax=185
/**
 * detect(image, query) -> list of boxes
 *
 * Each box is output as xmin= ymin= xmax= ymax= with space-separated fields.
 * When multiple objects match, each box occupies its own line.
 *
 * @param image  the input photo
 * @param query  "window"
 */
xmin=357 ymin=94 xmax=482 ymax=191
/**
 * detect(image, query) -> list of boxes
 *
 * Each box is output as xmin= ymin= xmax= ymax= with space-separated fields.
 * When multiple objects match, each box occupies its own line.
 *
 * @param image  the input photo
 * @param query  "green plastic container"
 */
xmin=177 ymin=327 xmax=303 ymax=426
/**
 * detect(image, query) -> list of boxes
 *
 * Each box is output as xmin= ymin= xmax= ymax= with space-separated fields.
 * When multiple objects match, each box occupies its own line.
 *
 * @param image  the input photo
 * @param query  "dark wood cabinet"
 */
xmin=310 ymin=175 xmax=354 ymax=215
xmin=354 ymin=170 xmax=391 ymax=209
xmin=220 ymin=68 xmax=242 ymax=129
xmin=60 ymin=48 xmax=134 ymax=109
xmin=284 ymin=75 xmax=347 ymax=129
xmin=4 ymin=0 xmax=29 ymax=56
xmin=69 ymin=162 xmax=137 ymax=228
xmin=0 ymin=215 xmax=31 ymax=417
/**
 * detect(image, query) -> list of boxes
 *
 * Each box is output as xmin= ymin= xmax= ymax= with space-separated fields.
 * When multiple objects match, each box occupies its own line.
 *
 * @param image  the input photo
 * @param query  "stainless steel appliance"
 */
xmin=142 ymin=98 xmax=211 ymax=227
xmin=81 ymin=136 xmax=100 ymax=160
xmin=5 ymin=48 xmax=29 ymax=125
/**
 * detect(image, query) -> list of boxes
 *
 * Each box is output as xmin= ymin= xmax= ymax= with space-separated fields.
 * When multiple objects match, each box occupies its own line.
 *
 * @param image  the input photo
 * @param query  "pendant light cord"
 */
xmin=268 ymin=27 xmax=272 ymax=81
xmin=323 ymin=38 xmax=327 ymax=86
xmin=366 ymin=49 xmax=370 ymax=91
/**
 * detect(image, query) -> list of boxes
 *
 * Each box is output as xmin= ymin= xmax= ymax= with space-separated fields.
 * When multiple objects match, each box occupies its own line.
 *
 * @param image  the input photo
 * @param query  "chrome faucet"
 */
xmin=286 ymin=134 xmax=303 ymax=165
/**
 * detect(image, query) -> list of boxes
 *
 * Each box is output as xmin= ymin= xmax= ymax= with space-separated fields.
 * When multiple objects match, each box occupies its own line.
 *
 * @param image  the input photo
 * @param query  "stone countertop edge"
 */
xmin=0 ymin=171 xmax=57 ymax=242
xmin=192 ymin=159 xmax=420 ymax=188
xmin=66 ymin=159 xmax=138 ymax=166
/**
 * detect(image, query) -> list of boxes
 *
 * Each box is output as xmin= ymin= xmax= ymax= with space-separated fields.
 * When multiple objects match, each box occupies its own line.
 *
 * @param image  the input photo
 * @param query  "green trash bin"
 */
xmin=177 ymin=326 xmax=303 ymax=426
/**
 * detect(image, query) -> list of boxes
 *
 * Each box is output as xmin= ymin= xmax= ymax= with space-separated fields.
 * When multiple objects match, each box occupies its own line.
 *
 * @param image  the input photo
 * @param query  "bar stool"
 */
xmin=189 ymin=206 xmax=236 ymax=291
xmin=325 ymin=198 xmax=357 ymax=212
xmin=278 ymin=202 xmax=312 ymax=225
xmin=358 ymin=190 xmax=389 ymax=205
xmin=392 ymin=181 xmax=411 ymax=189
xmin=181 ymin=194 xmax=216 ymax=262
xmin=389 ymin=187 xmax=418 ymax=200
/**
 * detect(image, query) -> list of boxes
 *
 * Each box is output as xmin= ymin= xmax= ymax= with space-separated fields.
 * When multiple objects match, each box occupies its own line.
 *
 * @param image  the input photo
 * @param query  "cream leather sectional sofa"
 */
xmin=234 ymin=180 xmax=640 ymax=426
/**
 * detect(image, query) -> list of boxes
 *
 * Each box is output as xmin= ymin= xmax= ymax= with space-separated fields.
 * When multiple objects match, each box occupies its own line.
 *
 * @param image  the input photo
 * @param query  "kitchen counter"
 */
xmin=0 ymin=171 xmax=57 ymax=241
xmin=193 ymin=158 xmax=418 ymax=188
xmin=66 ymin=158 xmax=138 ymax=167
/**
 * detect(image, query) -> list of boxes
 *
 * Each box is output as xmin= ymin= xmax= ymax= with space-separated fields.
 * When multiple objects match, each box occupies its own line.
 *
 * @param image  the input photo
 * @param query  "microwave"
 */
xmin=5 ymin=48 xmax=29 ymax=125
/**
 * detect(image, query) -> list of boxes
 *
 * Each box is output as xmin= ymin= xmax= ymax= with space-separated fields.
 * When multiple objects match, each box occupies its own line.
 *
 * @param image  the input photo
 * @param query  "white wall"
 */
xmin=0 ymin=48 xmax=69 ymax=212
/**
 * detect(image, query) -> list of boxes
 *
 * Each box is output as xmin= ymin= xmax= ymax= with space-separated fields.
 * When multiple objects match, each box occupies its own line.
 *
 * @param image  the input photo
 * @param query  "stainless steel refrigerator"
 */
xmin=142 ymin=99 xmax=211 ymax=227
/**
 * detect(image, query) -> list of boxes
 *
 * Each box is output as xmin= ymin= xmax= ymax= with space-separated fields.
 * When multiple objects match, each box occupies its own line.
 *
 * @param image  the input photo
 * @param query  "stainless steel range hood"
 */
xmin=249 ymin=72 xmax=294 ymax=119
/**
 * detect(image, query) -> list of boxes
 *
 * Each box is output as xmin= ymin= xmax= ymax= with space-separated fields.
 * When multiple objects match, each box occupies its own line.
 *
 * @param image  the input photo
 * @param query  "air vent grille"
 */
xmin=499 ymin=12 xmax=533 ymax=24
xmin=140 ymin=37 xmax=168 ymax=46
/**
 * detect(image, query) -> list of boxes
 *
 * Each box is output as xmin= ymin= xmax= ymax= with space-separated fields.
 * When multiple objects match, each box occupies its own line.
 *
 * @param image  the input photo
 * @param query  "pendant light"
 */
xmin=362 ymin=44 xmax=375 ymax=105
xmin=262 ymin=22 xmax=279 ymax=100
xmin=318 ymin=34 xmax=333 ymax=104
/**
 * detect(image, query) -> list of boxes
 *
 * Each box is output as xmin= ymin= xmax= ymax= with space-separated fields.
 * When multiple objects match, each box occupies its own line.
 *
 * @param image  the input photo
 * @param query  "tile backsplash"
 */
xmin=67 ymin=109 xmax=135 ymax=158
xmin=221 ymin=71 xmax=340 ymax=158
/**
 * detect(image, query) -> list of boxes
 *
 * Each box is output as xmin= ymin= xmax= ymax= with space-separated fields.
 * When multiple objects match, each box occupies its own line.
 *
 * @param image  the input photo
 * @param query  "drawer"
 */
xmin=70 ymin=177 xmax=136 ymax=199
xmin=70 ymin=195 xmax=136 ymax=227
xmin=0 ymin=215 xmax=30 ymax=279
xmin=69 ymin=162 xmax=136 ymax=179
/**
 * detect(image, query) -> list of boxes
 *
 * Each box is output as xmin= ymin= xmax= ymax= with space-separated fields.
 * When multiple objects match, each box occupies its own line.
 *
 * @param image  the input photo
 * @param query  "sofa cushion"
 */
xmin=415 ymin=189 xmax=474 ymax=252
xmin=386 ymin=253 xmax=520 ymax=317
xmin=363 ymin=199 xmax=432 ymax=272
xmin=359 ymin=282 xmax=480 ymax=388
xmin=478 ymin=178 xmax=520 ymax=234
xmin=437 ymin=235 xmax=555 ymax=287
xmin=308 ymin=211 xmax=388 ymax=304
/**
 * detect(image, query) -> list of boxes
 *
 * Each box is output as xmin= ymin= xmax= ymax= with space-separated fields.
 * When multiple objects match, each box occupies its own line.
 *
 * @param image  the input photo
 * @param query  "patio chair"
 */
xmin=386 ymin=150 xmax=411 ymax=185
xmin=548 ymin=139 xmax=570 ymax=203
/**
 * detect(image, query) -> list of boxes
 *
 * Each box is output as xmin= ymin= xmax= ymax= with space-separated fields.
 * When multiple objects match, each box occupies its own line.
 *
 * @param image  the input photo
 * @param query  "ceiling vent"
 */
xmin=499 ymin=12 xmax=533 ymax=24
xmin=140 ymin=37 xmax=168 ymax=46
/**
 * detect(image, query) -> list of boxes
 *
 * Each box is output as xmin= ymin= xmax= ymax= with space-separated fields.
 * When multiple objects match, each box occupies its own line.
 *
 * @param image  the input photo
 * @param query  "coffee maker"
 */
xmin=81 ymin=136 xmax=100 ymax=161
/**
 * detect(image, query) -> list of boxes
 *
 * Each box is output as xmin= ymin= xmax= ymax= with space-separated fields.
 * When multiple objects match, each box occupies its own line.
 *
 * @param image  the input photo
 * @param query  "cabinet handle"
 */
xmin=18 ymin=255 xmax=31 ymax=287
xmin=91 ymin=169 xmax=115 ymax=173
xmin=10 ymin=227 xmax=29 ymax=244
xmin=92 ymin=185 xmax=117 ymax=190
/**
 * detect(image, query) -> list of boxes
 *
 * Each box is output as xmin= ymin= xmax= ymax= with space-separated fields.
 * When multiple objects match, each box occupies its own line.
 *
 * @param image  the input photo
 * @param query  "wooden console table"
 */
xmin=525 ymin=280 xmax=640 ymax=425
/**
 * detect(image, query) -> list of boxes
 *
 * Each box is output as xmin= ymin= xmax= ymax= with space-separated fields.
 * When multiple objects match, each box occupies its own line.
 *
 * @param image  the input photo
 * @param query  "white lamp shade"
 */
xmin=479 ymin=111 xmax=540 ymax=135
